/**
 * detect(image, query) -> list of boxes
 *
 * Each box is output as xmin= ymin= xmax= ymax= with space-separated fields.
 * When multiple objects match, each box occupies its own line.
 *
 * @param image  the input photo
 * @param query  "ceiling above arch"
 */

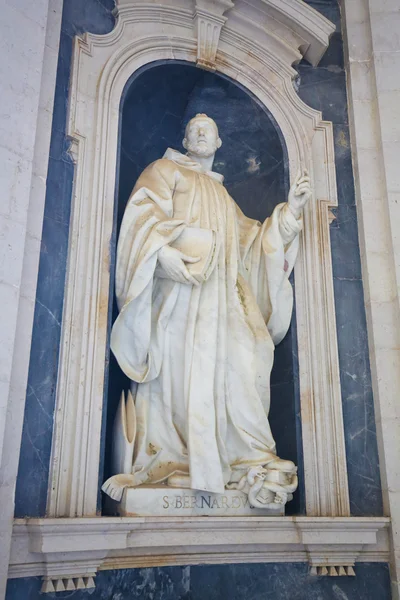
xmin=115 ymin=0 xmax=335 ymax=70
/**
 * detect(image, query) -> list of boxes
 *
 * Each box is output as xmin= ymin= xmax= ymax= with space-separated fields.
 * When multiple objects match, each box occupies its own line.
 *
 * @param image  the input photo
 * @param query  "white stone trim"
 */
xmin=342 ymin=0 xmax=400 ymax=597
xmin=8 ymin=516 xmax=390 ymax=583
xmin=194 ymin=0 xmax=234 ymax=69
xmin=41 ymin=576 xmax=96 ymax=594
xmin=47 ymin=0 xmax=348 ymax=520
xmin=0 ymin=2 xmax=63 ymax=599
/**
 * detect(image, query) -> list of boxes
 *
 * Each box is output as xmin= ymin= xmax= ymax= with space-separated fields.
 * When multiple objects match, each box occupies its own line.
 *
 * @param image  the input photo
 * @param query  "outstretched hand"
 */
xmin=288 ymin=169 xmax=312 ymax=219
xmin=158 ymin=245 xmax=200 ymax=286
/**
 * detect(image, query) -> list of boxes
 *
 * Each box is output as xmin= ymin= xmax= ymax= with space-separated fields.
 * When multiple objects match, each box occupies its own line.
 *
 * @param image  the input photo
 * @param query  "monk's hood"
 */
xmin=163 ymin=148 xmax=224 ymax=184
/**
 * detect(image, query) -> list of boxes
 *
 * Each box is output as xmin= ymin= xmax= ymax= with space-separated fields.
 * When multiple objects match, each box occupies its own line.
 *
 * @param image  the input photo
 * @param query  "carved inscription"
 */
xmin=163 ymin=494 xmax=253 ymax=510
xmin=119 ymin=487 xmax=284 ymax=516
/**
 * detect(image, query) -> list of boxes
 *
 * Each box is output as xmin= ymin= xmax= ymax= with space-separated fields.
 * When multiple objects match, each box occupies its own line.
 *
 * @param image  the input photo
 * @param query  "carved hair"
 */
xmin=184 ymin=113 xmax=219 ymax=137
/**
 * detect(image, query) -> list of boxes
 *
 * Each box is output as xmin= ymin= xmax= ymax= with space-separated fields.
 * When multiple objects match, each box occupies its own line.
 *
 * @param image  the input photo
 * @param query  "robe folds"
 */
xmin=111 ymin=148 xmax=302 ymax=494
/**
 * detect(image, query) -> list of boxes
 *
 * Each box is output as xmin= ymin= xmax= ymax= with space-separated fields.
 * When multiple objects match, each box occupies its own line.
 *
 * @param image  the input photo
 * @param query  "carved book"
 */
xmin=158 ymin=227 xmax=219 ymax=283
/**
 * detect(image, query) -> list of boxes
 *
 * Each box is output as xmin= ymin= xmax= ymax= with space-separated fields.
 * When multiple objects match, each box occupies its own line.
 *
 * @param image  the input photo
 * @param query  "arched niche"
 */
xmin=47 ymin=0 xmax=349 ymax=520
xmin=104 ymin=60 xmax=303 ymax=515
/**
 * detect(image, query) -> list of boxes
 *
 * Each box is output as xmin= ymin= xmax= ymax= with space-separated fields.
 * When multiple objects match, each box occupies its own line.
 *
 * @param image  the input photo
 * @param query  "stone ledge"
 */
xmin=9 ymin=516 xmax=390 ymax=585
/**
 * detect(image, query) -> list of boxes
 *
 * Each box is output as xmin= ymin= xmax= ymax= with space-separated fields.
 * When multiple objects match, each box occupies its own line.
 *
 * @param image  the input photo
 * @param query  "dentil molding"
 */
xmin=9 ymin=517 xmax=390 ymax=590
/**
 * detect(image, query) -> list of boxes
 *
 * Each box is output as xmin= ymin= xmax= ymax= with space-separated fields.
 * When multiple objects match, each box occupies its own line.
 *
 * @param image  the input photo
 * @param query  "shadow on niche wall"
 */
xmin=103 ymin=61 xmax=305 ymax=515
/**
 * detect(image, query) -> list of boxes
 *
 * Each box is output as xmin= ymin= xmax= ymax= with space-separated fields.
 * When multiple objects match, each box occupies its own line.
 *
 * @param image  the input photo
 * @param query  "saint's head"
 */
xmin=182 ymin=114 xmax=222 ymax=158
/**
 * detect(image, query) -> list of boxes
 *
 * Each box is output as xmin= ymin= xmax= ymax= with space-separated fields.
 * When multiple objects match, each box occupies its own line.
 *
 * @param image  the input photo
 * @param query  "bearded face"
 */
xmin=183 ymin=117 xmax=222 ymax=158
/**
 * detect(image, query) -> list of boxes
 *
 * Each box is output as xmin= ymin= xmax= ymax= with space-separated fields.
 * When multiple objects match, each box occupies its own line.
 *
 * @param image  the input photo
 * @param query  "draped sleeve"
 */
xmin=110 ymin=159 xmax=187 ymax=383
xmin=236 ymin=202 xmax=302 ymax=345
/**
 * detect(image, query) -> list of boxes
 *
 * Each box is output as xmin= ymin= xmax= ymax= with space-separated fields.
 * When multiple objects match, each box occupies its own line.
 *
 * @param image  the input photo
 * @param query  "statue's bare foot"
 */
xmin=167 ymin=473 xmax=191 ymax=488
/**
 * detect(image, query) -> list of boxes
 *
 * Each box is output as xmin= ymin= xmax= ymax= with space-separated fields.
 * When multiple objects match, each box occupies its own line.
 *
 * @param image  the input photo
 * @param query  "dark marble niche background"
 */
xmin=104 ymin=61 xmax=304 ymax=516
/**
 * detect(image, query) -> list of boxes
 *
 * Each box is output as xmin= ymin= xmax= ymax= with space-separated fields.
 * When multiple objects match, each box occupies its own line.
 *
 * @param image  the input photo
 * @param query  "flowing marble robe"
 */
xmin=111 ymin=148 xmax=302 ymax=494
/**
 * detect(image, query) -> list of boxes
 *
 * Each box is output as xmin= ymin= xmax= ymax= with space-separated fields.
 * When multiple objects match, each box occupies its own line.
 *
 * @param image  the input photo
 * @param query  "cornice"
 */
xmin=10 ymin=516 xmax=390 ymax=589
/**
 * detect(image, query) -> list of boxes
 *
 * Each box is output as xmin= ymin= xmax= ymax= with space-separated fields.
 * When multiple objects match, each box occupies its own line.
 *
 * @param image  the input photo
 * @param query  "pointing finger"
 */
xmin=292 ymin=169 xmax=301 ymax=188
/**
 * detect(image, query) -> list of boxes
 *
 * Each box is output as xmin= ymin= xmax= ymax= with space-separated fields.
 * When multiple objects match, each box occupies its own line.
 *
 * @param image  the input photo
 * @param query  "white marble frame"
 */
xmin=47 ymin=0 xmax=349 ymax=519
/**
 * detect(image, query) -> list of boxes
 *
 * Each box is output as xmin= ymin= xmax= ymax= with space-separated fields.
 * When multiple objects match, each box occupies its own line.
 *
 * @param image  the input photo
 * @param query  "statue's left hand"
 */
xmin=288 ymin=169 xmax=312 ymax=219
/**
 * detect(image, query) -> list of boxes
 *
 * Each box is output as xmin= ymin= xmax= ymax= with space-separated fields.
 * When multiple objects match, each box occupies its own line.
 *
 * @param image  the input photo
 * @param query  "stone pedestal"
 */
xmin=117 ymin=486 xmax=284 ymax=517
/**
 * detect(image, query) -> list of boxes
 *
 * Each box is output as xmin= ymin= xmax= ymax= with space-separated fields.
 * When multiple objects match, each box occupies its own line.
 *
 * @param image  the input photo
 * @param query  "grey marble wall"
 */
xmin=14 ymin=0 xmax=116 ymax=518
xmin=8 ymin=0 xmax=390 ymax=598
xmin=6 ymin=563 xmax=391 ymax=600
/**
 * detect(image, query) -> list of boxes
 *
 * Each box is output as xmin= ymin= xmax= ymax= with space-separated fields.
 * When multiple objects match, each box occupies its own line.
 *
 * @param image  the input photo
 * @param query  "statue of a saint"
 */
xmin=103 ymin=114 xmax=311 ymax=509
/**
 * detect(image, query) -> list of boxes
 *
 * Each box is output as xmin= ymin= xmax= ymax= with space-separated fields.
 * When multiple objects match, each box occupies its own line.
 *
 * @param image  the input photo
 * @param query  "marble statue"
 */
xmin=102 ymin=114 xmax=311 ymax=511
